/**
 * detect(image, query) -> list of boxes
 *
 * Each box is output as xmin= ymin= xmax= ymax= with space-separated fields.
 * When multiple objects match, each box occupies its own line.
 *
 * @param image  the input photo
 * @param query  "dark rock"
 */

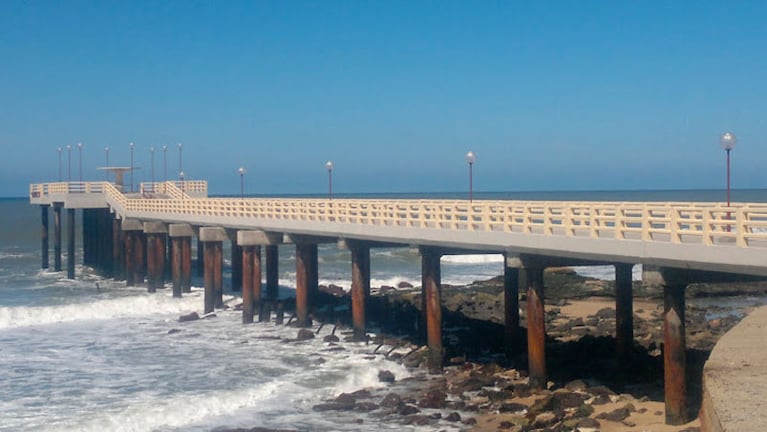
xmin=179 ymin=312 xmax=200 ymax=322
xmin=595 ymin=307 xmax=616 ymax=319
xmin=596 ymin=407 xmax=631 ymax=422
xmin=576 ymin=417 xmax=601 ymax=428
xmin=334 ymin=393 xmax=356 ymax=404
xmin=564 ymin=379 xmax=588 ymax=391
xmin=678 ymin=428 xmax=701 ymax=432
xmin=417 ymin=389 xmax=447 ymax=409
xmin=402 ymin=414 xmax=430 ymax=425
xmin=378 ymin=370 xmax=396 ymax=383
xmin=398 ymin=404 xmax=420 ymax=415
xmin=551 ymin=391 xmax=590 ymax=410
xmin=296 ymin=329 xmax=315 ymax=341
xmin=445 ymin=412 xmax=461 ymax=422
xmin=354 ymin=402 xmax=379 ymax=412
xmin=380 ymin=392 xmax=401 ymax=408
xmin=312 ymin=401 xmax=355 ymax=411
xmin=462 ymin=417 xmax=477 ymax=425
xmin=499 ymin=402 xmax=528 ymax=414
xmin=379 ymin=285 xmax=396 ymax=294
xmin=323 ymin=334 xmax=340 ymax=343
xmin=167 ymin=328 xmax=182 ymax=334
xmin=320 ymin=284 xmax=346 ymax=296
xmin=397 ymin=281 xmax=414 ymax=289
xmin=351 ymin=389 xmax=372 ymax=399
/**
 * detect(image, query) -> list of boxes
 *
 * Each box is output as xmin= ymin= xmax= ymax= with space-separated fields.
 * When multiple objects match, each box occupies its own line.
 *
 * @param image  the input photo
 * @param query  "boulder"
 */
xmin=380 ymin=393 xmax=401 ymax=408
xmin=378 ymin=370 xmax=396 ymax=383
xmin=296 ymin=329 xmax=315 ymax=341
xmin=178 ymin=312 xmax=200 ymax=322
xmin=417 ymin=389 xmax=447 ymax=409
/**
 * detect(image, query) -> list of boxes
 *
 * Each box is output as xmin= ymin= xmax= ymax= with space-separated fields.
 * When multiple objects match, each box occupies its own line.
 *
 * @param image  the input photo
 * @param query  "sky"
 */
xmin=2 ymin=1 xmax=766 ymax=197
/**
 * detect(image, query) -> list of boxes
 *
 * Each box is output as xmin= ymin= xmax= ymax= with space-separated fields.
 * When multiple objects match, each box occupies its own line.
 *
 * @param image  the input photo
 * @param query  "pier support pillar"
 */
xmin=238 ymin=231 xmax=280 ymax=323
xmin=200 ymin=227 xmax=227 ymax=313
xmin=420 ymin=247 xmax=443 ymax=374
xmin=615 ymin=263 xmax=634 ymax=367
xmin=122 ymin=219 xmax=144 ymax=286
xmin=295 ymin=242 xmax=318 ymax=327
xmin=53 ymin=203 xmax=62 ymax=272
xmin=503 ymin=254 xmax=521 ymax=357
xmin=526 ymin=266 xmax=546 ymax=389
xmin=349 ymin=241 xmax=371 ymax=340
xmin=663 ymin=282 xmax=688 ymax=425
xmin=230 ymin=234 xmax=242 ymax=292
xmin=112 ymin=215 xmax=125 ymax=281
xmin=82 ymin=209 xmax=92 ymax=267
xmin=266 ymin=245 xmax=279 ymax=300
xmin=169 ymin=224 xmax=193 ymax=297
xmin=144 ymin=222 xmax=167 ymax=293
xmin=96 ymin=209 xmax=114 ymax=277
xmin=66 ymin=208 xmax=75 ymax=279
xmin=41 ymin=205 xmax=49 ymax=269
xmin=196 ymin=237 xmax=204 ymax=277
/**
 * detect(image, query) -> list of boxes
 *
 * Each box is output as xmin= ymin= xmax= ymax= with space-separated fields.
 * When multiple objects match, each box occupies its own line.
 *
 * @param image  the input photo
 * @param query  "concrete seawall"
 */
xmin=700 ymin=305 xmax=767 ymax=431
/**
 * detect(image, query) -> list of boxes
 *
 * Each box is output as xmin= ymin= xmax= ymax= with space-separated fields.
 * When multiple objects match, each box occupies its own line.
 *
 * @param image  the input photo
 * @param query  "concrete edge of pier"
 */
xmin=700 ymin=304 xmax=767 ymax=432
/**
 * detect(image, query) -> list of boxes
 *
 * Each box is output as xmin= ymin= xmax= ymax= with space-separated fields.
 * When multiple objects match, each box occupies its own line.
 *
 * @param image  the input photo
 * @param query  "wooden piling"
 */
xmin=41 ymin=205 xmax=49 ymax=269
xmin=350 ymin=241 xmax=370 ymax=340
xmin=526 ymin=266 xmax=546 ymax=389
xmin=663 ymin=283 xmax=688 ymax=425
xmin=615 ymin=263 xmax=634 ymax=367
xmin=421 ymin=247 xmax=443 ymax=374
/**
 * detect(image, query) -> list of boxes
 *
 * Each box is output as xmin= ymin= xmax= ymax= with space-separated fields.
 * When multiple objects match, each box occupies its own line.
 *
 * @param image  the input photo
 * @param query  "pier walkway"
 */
xmin=29 ymin=180 xmax=767 ymax=425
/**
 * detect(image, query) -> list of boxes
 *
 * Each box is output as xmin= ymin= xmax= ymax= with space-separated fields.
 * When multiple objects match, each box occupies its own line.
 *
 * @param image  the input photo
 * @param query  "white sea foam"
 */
xmin=441 ymin=254 xmax=504 ymax=265
xmin=0 ymin=290 xmax=203 ymax=329
xmin=572 ymin=264 xmax=644 ymax=281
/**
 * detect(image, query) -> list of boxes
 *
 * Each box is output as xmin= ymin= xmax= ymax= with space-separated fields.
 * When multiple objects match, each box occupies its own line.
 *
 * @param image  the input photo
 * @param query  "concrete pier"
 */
xmin=265 ymin=245 xmax=279 ymax=300
xmin=664 ymin=282 xmax=688 ymax=425
xmin=421 ymin=247 xmax=443 ymax=374
xmin=294 ymin=242 xmax=316 ymax=327
xmin=349 ymin=241 xmax=371 ymax=339
xmin=230 ymin=234 xmax=242 ymax=292
xmin=53 ymin=203 xmax=62 ymax=272
xmin=615 ymin=263 xmax=634 ymax=367
xmin=169 ymin=224 xmax=193 ymax=297
xmin=196 ymin=237 xmax=204 ymax=278
xmin=238 ymin=231 xmax=280 ymax=323
xmin=67 ymin=208 xmax=75 ymax=279
xmin=122 ymin=219 xmax=144 ymax=286
xmin=41 ymin=205 xmax=49 ymax=269
xmin=145 ymin=222 xmax=167 ymax=293
xmin=526 ymin=265 xmax=546 ymax=389
xmin=112 ymin=214 xmax=125 ymax=280
xmin=200 ymin=227 xmax=226 ymax=313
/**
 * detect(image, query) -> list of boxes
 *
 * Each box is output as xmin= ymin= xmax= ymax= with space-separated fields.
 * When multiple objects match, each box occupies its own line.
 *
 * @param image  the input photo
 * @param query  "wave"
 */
xmin=441 ymin=254 xmax=504 ymax=265
xmin=0 ymin=291 xmax=203 ymax=330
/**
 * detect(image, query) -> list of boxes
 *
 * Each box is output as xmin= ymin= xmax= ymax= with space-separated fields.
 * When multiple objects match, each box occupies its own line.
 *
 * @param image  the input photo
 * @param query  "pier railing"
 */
xmin=30 ymin=181 xmax=767 ymax=249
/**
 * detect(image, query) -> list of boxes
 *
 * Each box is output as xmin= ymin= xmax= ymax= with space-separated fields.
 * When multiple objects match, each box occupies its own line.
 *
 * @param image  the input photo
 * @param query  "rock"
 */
xmin=167 ymin=328 xmax=182 ymax=334
xmin=595 ymin=307 xmax=616 ymax=319
xmin=312 ymin=401 xmax=355 ymax=411
xmin=564 ymin=379 xmax=588 ymax=391
xmin=445 ymin=412 xmax=461 ymax=422
xmin=398 ymin=404 xmax=420 ymax=415
xmin=335 ymin=393 xmax=356 ymax=404
xmin=178 ymin=312 xmax=200 ymax=322
xmin=323 ymin=334 xmax=340 ymax=343
xmin=397 ymin=281 xmax=414 ymax=289
xmin=378 ymin=370 xmax=395 ymax=383
xmin=551 ymin=391 xmax=590 ymax=410
xmin=402 ymin=414 xmax=430 ymax=425
xmin=417 ymin=389 xmax=447 ymax=409
xmin=380 ymin=392 xmax=401 ymax=408
xmin=379 ymin=285 xmax=396 ymax=294
xmin=532 ymin=411 xmax=558 ymax=428
xmin=708 ymin=318 xmax=722 ymax=329
xmin=320 ymin=284 xmax=346 ymax=296
xmin=576 ymin=417 xmax=601 ymax=430
xmin=499 ymin=402 xmax=528 ymax=414
xmin=354 ymin=402 xmax=378 ymax=412
xmin=462 ymin=417 xmax=477 ymax=425
xmin=351 ymin=389 xmax=372 ymax=399
xmin=678 ymin=428 xmax=701 ymax=432
xmin=296 ymin=329 xmax=315 ymax=341
xmin=596 ymin=406 xmax=631 ymax=422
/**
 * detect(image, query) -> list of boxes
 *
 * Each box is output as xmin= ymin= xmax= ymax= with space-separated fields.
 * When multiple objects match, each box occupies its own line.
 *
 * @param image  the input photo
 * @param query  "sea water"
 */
xmin=3 ymin=190 xmax=767 ymax=431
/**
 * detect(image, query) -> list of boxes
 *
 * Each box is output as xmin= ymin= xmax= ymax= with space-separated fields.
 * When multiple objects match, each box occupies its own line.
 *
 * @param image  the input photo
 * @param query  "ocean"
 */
xmin=2 ymin=189 xmax=767 ymax=431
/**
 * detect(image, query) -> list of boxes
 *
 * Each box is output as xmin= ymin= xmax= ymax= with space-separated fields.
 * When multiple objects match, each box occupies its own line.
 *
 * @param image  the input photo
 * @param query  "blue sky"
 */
xmin=2 ymin=1 xmax=766 ymax=196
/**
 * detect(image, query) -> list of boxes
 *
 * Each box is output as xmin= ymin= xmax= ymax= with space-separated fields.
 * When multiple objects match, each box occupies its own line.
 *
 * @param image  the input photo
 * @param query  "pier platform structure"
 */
xmin=30 ymin=179 xmax=767 ymax=425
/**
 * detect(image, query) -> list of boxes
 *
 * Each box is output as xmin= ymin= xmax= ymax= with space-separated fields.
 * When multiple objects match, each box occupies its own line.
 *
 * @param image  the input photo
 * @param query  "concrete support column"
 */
xmin=82 ymin=209 xmax=92 ymax=267
xmin=295 ymin=242 xmax=315 ymax=327
xmin=503 ymin=255 xmax=521 ymax=357
xmin=200 ymin=227 xmax=227 ymax=314
xmin=53 ymin=203 xmax=62 ymax=272
xmin=112 ymin=215 xmax=125 ymax=281
xmin=241 ymin=246 xmax=262 ymax=324
xmin=196 ymin=237 xmax=204 ymax=277
xmin=145 ymin=222 xmax=167 ymax=293
xmin=66 ymin=208 xmax=75 ymax=279
xmin=266 ymin=245 xmax=279 ymax=299
xmin=122 ymin=219 xmax=143 ymax=286
xmin=97 ymin=209 xmax=114 ymax=277
xmin=526 ymin=266 xmax=546 ymax=389
xmin=169 ymin=224 xmax=193 ymax=298
xmin=41 ymin=205 xmax=49 ymax=269
xmin=663 ymin=283 xmax=688 ymax=425
xmin=421 ymin=247 xmax=443 ymax=374
xmin=230 ymin=236 xmax=242 ymax=292
xmin=134 ymin=231 xmax=146 ymax=284
xmin=615 ymin=263 xmax=634 ymax=367
xmin=349 ymin=241 xmax=371 ymax=340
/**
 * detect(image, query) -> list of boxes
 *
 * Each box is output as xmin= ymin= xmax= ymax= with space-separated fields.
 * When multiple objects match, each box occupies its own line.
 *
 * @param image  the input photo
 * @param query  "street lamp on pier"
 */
xmin=238 ymin=166 xmax=246 ymax=199
xmin=57 ymin=147 xmax=63 ymax=181
xmin=129 ymin=142 xmax=135 ymax=192
xmin=178 ymin=143 xmax=183 ymax=180
xmin=162 ymin=145 xmax=168 ymax=182
xmin=66 ymin=144 xmax=72 ymax=182
xmin=465 ymin=150 xmax=476 ymax=202
xmin=720 ymin=132 xmax=737 ymax=232
xmin=77 ymin=142 xmax=83 ymax=181
xmin=104 ymin=147 xmax=110 ymax=180
xmin=325 ymin=160 xmax=334 ymax=200
xmin=150 ymin=146 xmax=155 ymax=191
xmin=179 ymin=170 xmax=185 ymax=192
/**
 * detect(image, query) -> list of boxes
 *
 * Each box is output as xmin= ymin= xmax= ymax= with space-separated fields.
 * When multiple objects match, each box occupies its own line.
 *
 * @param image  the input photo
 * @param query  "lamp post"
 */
xmin=66 ymin=144 xmax=72 ymax=182
xmin=465 ymin=150 xmax=476 ymax=202
xmin=77 ymin=142 xmax=83 ymax=181
xmin=104 ymin=147 xmax=110 ymax=180
xmin=129 ymin=142 xmax=135 ymax=192
xmin=238 ymin=167 xmax=246 ymax=199
xmin=162 ymin=145 xmax=168 ymax=182
xmin=150 ymin=146 xmax=155 ymax=191
xmin=57 ymin=147 xmax=62 ymax=181
xmin=179 ymin=170 xmax=185 ymax=192
xmin=178 ymin=143 xmax=183 ymax=180
xmin=325 ymin=160 xmax=334 ymax=200
xmin=720 ymin=132 xmax=737 ymax=232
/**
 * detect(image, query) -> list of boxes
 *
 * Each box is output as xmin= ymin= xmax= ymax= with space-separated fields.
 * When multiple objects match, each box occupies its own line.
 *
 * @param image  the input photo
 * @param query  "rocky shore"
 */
xmin=215 ymin=269 xmax=767 ymax=432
